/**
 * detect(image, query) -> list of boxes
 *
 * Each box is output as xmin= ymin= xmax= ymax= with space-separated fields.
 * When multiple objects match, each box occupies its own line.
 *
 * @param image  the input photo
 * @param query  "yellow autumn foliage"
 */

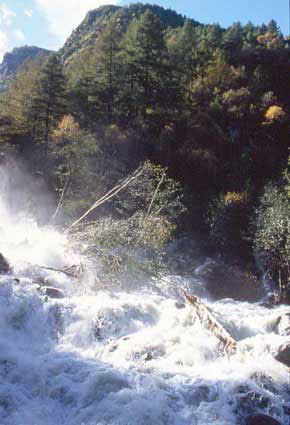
xmin=257 ymin=32 xmax=282 ymax=48
xmin=224 ymin=191 xmax=247 ymax=205
xmin=52 ymin=115 xmax=81 ymax=142
xmin=264 ymin=105 xmax=286 ymax=122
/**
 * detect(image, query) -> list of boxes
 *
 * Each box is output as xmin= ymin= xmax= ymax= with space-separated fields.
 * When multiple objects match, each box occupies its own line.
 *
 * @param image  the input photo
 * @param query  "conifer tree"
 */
xmin=0 ymin=57 xmax=44 ymax=149
xmin=122 ymin=10 xmax=167 ymax=121
xmin=173 ymin=19 xmax=197 ymax=81
xmin=36 ymin=54 xmax=67 ymax=158
xmin=94 ymin=19 xmax=122 ymax=123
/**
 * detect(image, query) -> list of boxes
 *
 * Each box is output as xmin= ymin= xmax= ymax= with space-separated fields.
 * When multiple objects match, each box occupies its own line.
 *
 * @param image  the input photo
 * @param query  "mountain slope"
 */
xmin=0 ymin=46 xmax=53 ymax=91
xmin=59 ymin=3 xmax=201 ymax=63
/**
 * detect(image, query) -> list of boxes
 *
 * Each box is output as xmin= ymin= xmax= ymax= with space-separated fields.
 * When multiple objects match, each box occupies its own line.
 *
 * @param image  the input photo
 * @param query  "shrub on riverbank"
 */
xmin=252 ymin=181 xmax=290 ymax=300
xmin=207 ymin=191 xmax=251 ymax=256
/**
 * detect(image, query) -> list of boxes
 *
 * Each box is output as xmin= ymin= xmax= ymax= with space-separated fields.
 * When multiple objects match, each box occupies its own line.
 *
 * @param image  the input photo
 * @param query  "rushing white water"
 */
xmin=0 ymin=162 xmax=289 ymax=425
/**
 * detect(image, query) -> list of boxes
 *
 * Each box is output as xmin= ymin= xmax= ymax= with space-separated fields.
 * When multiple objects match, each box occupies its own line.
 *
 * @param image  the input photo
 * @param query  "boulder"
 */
xmin=0 ymin=253 xmax=10 ymax=274
xmin=40 ymin=286 xmax=65 ymax=299
xmin=264 ymin=291 xmax=289 ymax=306
xmin=250 ymin=372 xmax=277 ymax=395
xmin=274 ymin=313 xmax=290 ymax=336
xmin=195 ymin=259 xmax=261 ymax=302
xmin=275 ymin=343 xmax=290 ymax=368
xmin=238 ymin=391 xmax=270 ymax=413
xmin=245 ymin=414 xmax=281 ymax=425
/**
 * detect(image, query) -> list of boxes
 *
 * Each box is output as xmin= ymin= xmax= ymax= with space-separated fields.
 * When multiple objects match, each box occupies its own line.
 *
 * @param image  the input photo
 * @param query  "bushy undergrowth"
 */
xmin=207 ymin=191 xmax=250 ymax=255
xmin=252 ymin=182 xmax=290 ymax=295
xmin=68 ymin=161 xmax=186 ymax=284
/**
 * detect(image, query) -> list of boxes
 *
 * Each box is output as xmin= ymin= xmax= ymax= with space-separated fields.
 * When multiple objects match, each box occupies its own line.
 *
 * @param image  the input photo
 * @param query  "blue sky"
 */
xmin=0 ymin=0 xmax=288 ymax=61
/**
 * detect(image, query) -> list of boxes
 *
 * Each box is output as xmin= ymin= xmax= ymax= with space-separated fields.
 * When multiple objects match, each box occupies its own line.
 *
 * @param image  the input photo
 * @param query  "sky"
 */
xmin=0 ymin=0 xmax=289 ymax=61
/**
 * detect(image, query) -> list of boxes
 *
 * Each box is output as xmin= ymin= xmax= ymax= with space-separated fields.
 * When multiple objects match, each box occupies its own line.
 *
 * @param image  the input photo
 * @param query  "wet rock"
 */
xmin=275 ymin=344 xmax=290 ymax=368
xmin=0 ymin=359 xmax=16 ymax=376
xmin=0 ymin=253 xmax=10 ymax=274
xmin=145 ymin=352 xmax=153 ymax=361
xmin=48 ymin=304 xmax=64 ymax=340
xmin=195 ymin=259 xmax=260 ymax=302
xmin=238 ymin=391 xmax=271 ymax=412
xmin=264 ymin=292 xmax=285 ymax=307
xmin=264 ymin=284 xmax=290 ymax=306
xmin=274 ymin=313 xmax=290 ymax=336
xmin=40 ymin=286 xmax=65 ymax=299
xmin=245 ymin=413 xmax=281 ymax=425
xmin=175 ymin=301 xmax=185 ymax=309
xmin=192 ymin=385 xmax=211 ymax=404
xmin=250 ymin=372 xmax=277 ymax=395
xmin=182 ymin=384 xmax=212 ymax=406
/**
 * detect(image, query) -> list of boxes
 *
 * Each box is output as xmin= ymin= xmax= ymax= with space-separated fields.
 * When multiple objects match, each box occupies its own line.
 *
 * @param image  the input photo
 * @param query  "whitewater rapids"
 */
xmin=0 ymin=169 xmax=289 ymax=425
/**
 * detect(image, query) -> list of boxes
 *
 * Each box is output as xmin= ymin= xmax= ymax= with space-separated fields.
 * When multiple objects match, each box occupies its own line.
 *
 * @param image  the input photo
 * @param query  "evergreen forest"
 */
xmin=0 ymin=3 xmax=289 ymax=302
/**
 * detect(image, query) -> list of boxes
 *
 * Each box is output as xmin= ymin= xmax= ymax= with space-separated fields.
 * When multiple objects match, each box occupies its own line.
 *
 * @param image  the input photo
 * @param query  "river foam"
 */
xmin=0 ymin=162 xmax=289 ymax=425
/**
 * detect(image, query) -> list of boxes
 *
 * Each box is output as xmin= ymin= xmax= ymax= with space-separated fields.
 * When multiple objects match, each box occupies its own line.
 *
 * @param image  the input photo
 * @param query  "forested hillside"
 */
xmin=0 ymin=3 xmax=289 ymax=301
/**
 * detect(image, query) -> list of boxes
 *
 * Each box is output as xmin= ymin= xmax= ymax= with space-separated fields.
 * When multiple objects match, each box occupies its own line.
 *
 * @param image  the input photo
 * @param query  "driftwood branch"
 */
xmin=49 ymin=175 xmax=70 ymax=225
xmin=184 ymin=292 xmax=239 ymax=357
xmin=67 ymin=166 xmax=143 ymax=231
xmin=132 ymin=172 xmax=166 ymax=249
xmin=146 ymin=172 xmax=165 ymax=217
xmin=37 ymin=263 xmax=83 ymax=278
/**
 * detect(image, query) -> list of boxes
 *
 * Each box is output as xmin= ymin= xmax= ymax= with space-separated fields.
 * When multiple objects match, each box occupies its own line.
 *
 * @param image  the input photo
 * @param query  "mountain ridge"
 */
xmin=0 ymin=3 xmax=203 ymax=89
xmin=59 ymin=3 xmax=202 ymax=63
xmin=0 ymin=45 xmax=53 ymax=91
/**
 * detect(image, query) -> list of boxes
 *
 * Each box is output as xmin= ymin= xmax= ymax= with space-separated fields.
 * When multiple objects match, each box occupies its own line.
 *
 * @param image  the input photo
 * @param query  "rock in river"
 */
xmin=245 ymin=413 xmax=282 ymax=425
xmin=274 ymin=313 xmax=290 ymax=337
xmin=275 ymin=343 xmax=290 ymax=368
xmin=0 ymin=253 xmax=10 ymax=274
xmin=40 ymin=286 xmax=65 ymax=299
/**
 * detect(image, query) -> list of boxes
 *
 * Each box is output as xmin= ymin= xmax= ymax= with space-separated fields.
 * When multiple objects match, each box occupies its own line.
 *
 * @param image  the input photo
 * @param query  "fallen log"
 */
xmin=184 ymin=292 xmax=239 ymax=357
xmin=37 ymin=263 xmax=84 ymax=278
xmin=39 ymin=286 xmax=65 ymax=299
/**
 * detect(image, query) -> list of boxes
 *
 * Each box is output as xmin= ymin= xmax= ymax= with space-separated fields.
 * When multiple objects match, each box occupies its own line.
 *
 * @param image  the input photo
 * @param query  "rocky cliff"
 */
xmin=0 ymin=46 xmax=52 ymax=91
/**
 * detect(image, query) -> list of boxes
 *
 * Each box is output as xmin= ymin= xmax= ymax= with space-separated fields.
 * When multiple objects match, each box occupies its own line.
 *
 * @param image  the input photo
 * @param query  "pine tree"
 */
xmin=94 ymin=19 xmax=122 ymax=123
xmin=36 ymin=54 xmax=67 ymax=158
xmin=173 ymin=19 xmax=197 ymax=81
xmin=0 ymin=57 xmax=44 ymax=149
xmin=267 ymin=19 xmax=279 ymax=34
xmin=122 ymin=10 xmax=167 ymax=122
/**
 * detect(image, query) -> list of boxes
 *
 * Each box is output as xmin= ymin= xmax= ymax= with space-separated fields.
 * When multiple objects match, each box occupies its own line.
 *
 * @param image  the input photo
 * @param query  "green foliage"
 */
xmin=37 ymin=55 xmax=67 ymax=155
xmin=284 ymin=155 xmax=290 ymax=199
xmin=0 ymin=56 xmax=44 ymax=147
xmin=113 ymin=161 xmax=186 ymax=220
xmin=68 ymin=161 xmax=186 ymax=283
xmin=252 ymin=182 xmax=290 ymax=292
xmin=120 ymin=10 xmax=168 ymax=123
xmin=1 ymin=3 xmax=289 ymax=299
xmin=208 ymin=191 xmax=250 ymax=253
xmin=51 ymin=117 xmax=114 ymax=219
xmin=0 ymin=53 xmax=67 ymax=166
xmin=59 ymin=3 xmax=193 ymax=65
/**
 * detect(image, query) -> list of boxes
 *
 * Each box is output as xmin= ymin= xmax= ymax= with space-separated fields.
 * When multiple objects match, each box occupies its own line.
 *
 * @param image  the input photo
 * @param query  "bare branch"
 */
xmin=67 ymin=166 xmax=143 ymax=231
xmin=49 ymin=174 xmax=70 ymax=225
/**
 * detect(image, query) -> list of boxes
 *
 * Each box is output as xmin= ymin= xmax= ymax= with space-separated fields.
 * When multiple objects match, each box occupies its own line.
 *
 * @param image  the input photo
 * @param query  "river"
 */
xmin=0 ymin=162 xmax=289 ymax=425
